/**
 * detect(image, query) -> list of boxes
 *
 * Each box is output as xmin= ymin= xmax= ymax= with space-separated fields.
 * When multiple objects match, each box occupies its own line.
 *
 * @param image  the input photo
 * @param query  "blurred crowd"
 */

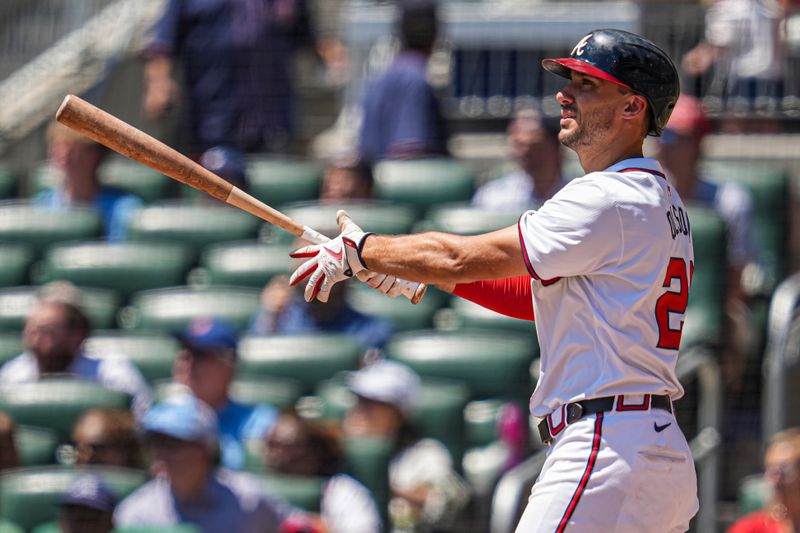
xmin=0 ymin=0 xmax=798 ymax=532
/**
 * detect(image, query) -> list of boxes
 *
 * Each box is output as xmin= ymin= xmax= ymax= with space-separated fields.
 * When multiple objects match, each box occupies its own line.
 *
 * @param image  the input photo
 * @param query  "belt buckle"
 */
xmin=566 ymin=402 xmax=584 ymax=424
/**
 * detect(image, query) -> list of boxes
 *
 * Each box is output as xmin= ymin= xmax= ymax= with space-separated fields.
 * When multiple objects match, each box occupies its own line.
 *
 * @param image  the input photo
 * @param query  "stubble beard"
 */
xmin=559 ymin=106 xmax=616 ymax=151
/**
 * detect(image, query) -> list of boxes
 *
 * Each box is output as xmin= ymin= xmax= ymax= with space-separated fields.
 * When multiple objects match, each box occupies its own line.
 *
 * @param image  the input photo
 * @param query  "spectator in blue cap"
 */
xmin=60 ymin=474 xmax=117 ymax=533
xmin=171 ymin=317 xmax=278 ymax=470
xmin=115 ymin=396 xmax=295 ymax=532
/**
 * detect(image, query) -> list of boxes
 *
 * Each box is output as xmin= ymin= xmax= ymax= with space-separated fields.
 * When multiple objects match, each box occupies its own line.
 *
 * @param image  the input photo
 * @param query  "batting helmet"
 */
xmin=542 ymin=29 xmax=680 ymax=136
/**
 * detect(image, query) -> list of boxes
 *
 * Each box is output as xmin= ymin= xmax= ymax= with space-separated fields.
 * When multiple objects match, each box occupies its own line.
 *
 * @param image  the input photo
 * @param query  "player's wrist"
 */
xmin=355 ymin=232 xmax=375 ymax=270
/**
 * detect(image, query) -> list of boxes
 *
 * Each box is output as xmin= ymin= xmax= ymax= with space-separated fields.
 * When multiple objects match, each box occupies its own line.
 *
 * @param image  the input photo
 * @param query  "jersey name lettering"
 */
xmin=666 ymin=204 xmax=690 ymax=240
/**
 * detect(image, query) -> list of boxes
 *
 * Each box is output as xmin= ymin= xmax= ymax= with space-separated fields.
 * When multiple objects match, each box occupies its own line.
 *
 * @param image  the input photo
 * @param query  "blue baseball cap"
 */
xmin=175 ymin=317 xmax=238 ymax=359
xmin=61 ymin=474 xmax=117 ymax=512
xmin=142 ymin=396 xmax=218 ymax=445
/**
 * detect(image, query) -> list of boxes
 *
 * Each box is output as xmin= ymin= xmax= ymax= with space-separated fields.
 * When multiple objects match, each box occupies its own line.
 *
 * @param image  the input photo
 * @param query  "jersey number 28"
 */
xmin=655 ymin=257 xmax=694 ymax=350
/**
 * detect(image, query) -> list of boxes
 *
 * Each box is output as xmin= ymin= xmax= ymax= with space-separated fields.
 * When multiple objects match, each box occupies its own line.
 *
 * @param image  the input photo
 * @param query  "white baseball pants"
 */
xmin=515 ymin=408 xmax=698 ymax=532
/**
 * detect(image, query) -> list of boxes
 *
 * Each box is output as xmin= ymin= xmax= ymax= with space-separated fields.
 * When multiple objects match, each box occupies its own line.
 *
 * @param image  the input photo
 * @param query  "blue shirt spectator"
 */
xmin=358 ymin=1 xmax=446 ymax=166
xmin=35 ymin=187 xmax=142 ymax=242
xmin=143 ymin=0 xmax=315 ymax=154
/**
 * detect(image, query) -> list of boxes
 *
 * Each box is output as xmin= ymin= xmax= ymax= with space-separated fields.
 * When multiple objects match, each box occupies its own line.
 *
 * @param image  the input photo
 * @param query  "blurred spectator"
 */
xmin=682 ymin=0 xmax=785 ymax=111
xmin=71 ymin=408 xmax=142 ymax=469
xmin=36 ymin=122 xmax=143 ymax=241
xmin=472 ymin=108 xmax=567 ymax=211
xmin=171 ymin=317 xmax=278 ymax=470
xmin=344 ymin=360 xmax=469 ymax=532
xmin=0 ymin=410 xmax=19 ymax=471
xmin=320 ymin=154 xmax=374 ymax=203
xmin=59 ymin=475 xmax=117 ymax=533
xmin=143 ymin=0 xmax=317 ymax=160
xmin=249 ymin=277 xmax=394 ymax=350
xmin=727 ymin=428 xmax=800 ymax=532
xmin=263 ymin=409 xmax=383 ymax=533
xmin=114 ymin=396 xmax=298 ymax=532
xmin=358 ymin=0 xmax=448 ymax=166
xmin=0 ymin=298 xmax=152 ymax=420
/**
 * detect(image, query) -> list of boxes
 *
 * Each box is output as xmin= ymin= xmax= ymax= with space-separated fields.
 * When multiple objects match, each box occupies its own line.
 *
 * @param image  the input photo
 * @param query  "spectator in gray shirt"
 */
xmin=114 ymin=396 xmax=298 ymax=533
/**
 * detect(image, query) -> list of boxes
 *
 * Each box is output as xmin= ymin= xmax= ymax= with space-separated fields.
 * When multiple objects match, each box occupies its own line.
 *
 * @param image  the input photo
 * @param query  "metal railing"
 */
xmin=488 ymin=347 xmax=723 ymax=533
xmin=762 ymin=272 xmax=800 ymax=440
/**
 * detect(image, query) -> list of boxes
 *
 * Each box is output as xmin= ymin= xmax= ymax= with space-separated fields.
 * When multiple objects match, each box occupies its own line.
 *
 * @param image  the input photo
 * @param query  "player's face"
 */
xmin=556 ymin=72 xmax=623 ymax=150
xmin=764 ymin=441 xmax=800 ymax=501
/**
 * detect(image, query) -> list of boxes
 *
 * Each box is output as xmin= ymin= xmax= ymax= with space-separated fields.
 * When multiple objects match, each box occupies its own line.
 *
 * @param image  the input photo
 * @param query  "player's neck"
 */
xmin=577 ymin=144 xmax=644 ymax=174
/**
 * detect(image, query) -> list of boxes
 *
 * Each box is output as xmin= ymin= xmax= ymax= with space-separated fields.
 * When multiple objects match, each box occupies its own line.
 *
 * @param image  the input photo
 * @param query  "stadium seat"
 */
xmin=238 ymin=334 xmax=363 ymax=394
xmin=345 ymin=282 xmax=446 ymax=331
xmin=153 ymin=376 xmax=302 ymax=408
xmin=14 ymin=425 xmax=59 ymax=466
xmin=385 ymin=330 xmax=537 ymax=404
xmin=246 ymin=157 xmax=323 ymax=207
xmin=258 ymin=473 xmax=325 ymax=512
xmin=448 ymin=297 xmax=534 ymax=333
xmin=425 ymin=204 xmax=520 ymax=235
xmin=0 ymin=166 xmax=17 ymax=199
xmin=127 ymin=203 xmax=260 ymax=257
xmin=0 ymin=202 xmax=101 ymax=253
xmin=0 ymin=465 xmax=146 ymax=531
xmin=0 ymin=243 xmax=34 ymax=287
xmin=199 ymin=241 xmax=293 ymax=288
xmin=373 ymin=158 xmax=476 ymax=211
xmin=681 ymin=206 xmax=726 ymax=348
xmin=273 ymin=201 xmax=417 ymax=244
xmin=0 ymin=520 xmax=23 ymax=533
xmin=0 ymin=332 xmax=23 ymax=366
xmin=317 ymin=376 xmax=470 ymax=466
xmin=121 ymin=286 xmax=261 ymax=333
xmin=0 ymin=286 xmax=120 ymax=331
xmin=83 ymin=331 xmax=180 ymax=384
xmin=35 ymin=241 xmax=193 ymax=298
xmin=737 ymin=474 xmax=768 ymax=517
xmin=703 ymin=161 xmax=790 ymax=291
xmin=116 ymin=526 xmax=201 ymax=533
xmin=0 ymin=380 xmax=131 ymax=441
xmin=343 ymin=436 xmax=393 ymax=519
xmin=98 ymin=157 xmax=171 ymax=203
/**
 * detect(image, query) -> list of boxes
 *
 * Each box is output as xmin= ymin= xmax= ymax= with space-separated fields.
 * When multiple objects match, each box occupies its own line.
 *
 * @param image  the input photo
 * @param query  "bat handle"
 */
xmin=300 ymin=226 xmax=427 ymax=304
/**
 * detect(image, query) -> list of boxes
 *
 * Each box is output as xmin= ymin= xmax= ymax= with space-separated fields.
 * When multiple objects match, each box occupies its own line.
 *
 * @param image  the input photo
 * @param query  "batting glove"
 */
xmin=289 ymin=211 xmax=372 ymax=303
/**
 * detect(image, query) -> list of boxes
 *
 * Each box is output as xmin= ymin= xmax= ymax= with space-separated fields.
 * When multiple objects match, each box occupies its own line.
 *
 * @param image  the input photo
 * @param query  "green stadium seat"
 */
xmin=14 ymin=425 xmax=59 ymax=466
xmin=121 ymin=286 xmax=261 ymax=332
xmin=273 ymin=201 xmax=417 ymax=244
xmin=200 ymin=241 xmax=293 ymax=288
xmin=0 ymin=166 xmax=18 ymax=199
xmin=127 ymin=204 xmax=260 ymax=256
xmin=344 ymin=436 xmax=393 ymax=519
xmin=703 ymin=161 xmax=790 ymax=292
xmin=83 ymin=331 xmax=180 ymax=384
xmin=238 ymin=334 xmax=362 ymax=393
xmin=0 ymin=379 xmax=131 ymax=441
xmin=682 ymin=206 xmax=726 ymax=348
xmin=35 ymin=242 xmax=193 ymax=298
xmin=448 ymin=297 xmax=534 ymax=333
xmin=0 ymin=286 xmax=120 ymax=331
xmin=463 ymin=399 xmax=506 ymax=449
xmin=0 ymin=244 xmax=34 ymax=287
xmin=0 ymin=465 xmax=146 ymax=531
xmin=0 ymin=520 xmax=23 ymax=533
xmin=258 ymin=473 xmax=325 ymax=512
xmin=153 ymin=376 xmax=302 ymax=408
xmin=737 ymin=474 xmax=768 ymax=517
xmin=116 ymin=526 xmax=201 ymax=533
xmin=98 ymin=157 xmax=171 ymax=203
xmin=385 ymin=329 xmax=537 ymax=404
xmin=0 ymin=202 xmax=101 ymax=253
xmin=425 ymin=204 xmax=520 ymax=235
xmin=345 ymin=282 xmax=446 ymax=331
xmin=0 ymin=332 xmax=23 ymax=366
xmin=246 ymin=157 xmax=323 ymax=207
xmin=373 ymin=158 xmax=476 ymax=211
xmin=317 ymin=376 xmax=470 ymax=466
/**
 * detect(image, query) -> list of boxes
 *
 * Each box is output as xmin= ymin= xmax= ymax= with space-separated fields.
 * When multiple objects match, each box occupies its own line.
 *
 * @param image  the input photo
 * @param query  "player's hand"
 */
xmin=337 ymin=210 xmax=406 ymax=298
xmin=289 ymin=212 xmax=371 ymax=302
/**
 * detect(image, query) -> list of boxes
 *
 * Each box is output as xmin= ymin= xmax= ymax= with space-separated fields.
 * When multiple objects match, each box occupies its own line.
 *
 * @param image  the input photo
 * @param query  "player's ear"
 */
xmin=621 ymin=94 xmax=648 ymax=120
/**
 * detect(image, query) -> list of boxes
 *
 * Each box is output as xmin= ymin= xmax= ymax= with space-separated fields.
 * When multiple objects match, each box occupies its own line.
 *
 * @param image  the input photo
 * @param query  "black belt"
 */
xmin=537 ymin=394 xmax=673 ymax=446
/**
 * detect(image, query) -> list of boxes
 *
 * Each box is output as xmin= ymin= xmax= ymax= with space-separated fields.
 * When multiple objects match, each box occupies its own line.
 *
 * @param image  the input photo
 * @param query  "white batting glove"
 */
xmin=337 ymin=211 xmax=406 ymax=298
xmin=289 ymin=212 xmax=371 ymax=303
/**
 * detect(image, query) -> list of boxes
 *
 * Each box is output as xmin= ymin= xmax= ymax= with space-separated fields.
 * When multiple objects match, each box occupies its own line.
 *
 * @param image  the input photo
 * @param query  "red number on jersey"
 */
xmin=655 ymin=257 xmax=694 ymax=350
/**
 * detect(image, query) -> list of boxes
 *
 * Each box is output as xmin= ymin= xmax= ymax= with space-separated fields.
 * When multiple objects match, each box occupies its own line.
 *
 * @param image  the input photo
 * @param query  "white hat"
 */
xmin=347 ymin=360 xmax=421 ymax=415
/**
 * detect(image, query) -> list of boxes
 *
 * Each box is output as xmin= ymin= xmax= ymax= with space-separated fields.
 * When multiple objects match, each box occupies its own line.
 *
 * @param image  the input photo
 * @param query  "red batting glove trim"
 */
xmin=289 ymin=249 xmax=319 ymax=258
xmin=453 ymin=276 xmax=535 ymax=321
xmin=290 ymin=264 xmax=317 ymax=286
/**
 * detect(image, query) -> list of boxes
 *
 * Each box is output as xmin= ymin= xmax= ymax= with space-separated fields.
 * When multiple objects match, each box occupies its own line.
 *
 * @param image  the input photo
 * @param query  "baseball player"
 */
xmin=289 ymin=29 xmax=698 ymax=532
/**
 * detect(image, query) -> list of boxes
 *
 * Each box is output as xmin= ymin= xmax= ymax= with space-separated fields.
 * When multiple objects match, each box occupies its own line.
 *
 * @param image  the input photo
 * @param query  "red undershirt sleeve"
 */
xmin=452 ymin=275 xmax=535 ymax=321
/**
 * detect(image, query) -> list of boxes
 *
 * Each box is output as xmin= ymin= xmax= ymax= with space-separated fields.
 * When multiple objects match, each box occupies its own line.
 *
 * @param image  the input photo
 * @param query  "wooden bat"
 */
xmin=56 ymin=94 xmax=427 ymax=304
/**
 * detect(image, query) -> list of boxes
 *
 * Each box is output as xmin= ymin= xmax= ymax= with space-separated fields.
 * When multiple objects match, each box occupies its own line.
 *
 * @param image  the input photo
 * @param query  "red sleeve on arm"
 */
xmin=453 ymin=276 xmax=534 ymax=321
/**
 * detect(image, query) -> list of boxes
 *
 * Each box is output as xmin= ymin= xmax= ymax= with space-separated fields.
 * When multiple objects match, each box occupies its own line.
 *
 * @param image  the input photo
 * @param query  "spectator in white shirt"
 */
xmin=0 ymin=299 xmax=152 ymax=420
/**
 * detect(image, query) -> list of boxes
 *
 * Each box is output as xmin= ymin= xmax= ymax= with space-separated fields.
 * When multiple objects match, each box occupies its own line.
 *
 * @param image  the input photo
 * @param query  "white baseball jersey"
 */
xmin=518 ymin=158 xmax=694 ymax=417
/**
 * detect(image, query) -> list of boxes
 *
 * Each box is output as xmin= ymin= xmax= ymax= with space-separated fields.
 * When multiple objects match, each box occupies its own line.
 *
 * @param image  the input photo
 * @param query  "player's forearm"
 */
xmin=360 ymin=231 xmax=518 ymax=285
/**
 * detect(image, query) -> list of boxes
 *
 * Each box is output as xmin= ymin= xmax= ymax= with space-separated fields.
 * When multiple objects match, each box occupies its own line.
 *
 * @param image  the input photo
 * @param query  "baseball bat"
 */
xmin=55 ymin=94 xmax=427 ymax=304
